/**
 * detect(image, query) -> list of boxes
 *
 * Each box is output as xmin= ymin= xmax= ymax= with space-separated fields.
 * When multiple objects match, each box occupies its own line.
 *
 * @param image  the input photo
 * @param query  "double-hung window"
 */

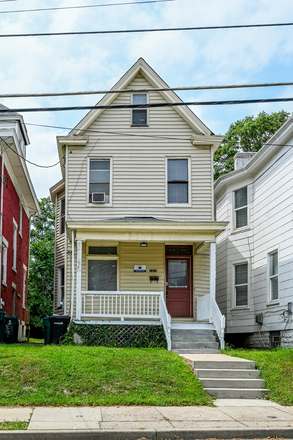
xmin=235 ymin=263 xmax=248 ymax=306
xmin=2 ymin=237 xmax=8 ymax=286
xmin=89 ymin=159 xmax=110 ymax=204
xmin=88 ymin=247 xmax=118 ymax=292
xmin=132 ymin=93 xmax=147 ymax=125
xmin=22 ymin=265 xmax=27 ymax=309
xmin=167 ymin=158 xmax=189 ymax=204
xmin=12 ymin=219 xmax=18 ymax=272
xmin=269 ymin=251 xmax=278 ymax=301
xmin=58 ymin=267 xmax=65 ymax=307
xmin=234 ymin=187 xmax=247 ymax=229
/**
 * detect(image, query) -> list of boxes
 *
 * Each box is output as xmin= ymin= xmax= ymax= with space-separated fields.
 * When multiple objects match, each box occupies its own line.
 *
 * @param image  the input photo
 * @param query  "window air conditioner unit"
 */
xmin=92 ymin=192 xmax=105 ymax=203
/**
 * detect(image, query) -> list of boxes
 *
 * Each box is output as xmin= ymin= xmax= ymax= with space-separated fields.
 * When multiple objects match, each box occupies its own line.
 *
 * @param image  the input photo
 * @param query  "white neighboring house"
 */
xmin=215 ymin=118 xmax=293 ymax=348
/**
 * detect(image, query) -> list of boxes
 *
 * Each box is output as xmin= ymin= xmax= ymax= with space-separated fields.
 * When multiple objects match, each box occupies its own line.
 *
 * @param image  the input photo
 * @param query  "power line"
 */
xmin=0 ymin=136 xmax=62 ymax=168
xmin=1 ymin=21 xmax=293 ymax=38
xmin=0 ymin=0 xmax=174 ymax=15
xmin=2 ymin=81 xmax=293 ymax=99
xmin=1 ymin=97 xmax=293 ymax=113
xmin=24 ymin=122 xmax=293 ymax=148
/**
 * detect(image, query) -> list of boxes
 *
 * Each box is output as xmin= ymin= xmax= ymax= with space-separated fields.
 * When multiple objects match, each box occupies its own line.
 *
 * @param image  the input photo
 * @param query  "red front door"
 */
xmin=166 ymin=255 xmax=192 ymax=317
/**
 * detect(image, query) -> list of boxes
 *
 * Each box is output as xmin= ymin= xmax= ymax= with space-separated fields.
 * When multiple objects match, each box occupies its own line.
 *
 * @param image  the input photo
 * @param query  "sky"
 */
xmin=0 ymin=0 xmax=292 ymax=199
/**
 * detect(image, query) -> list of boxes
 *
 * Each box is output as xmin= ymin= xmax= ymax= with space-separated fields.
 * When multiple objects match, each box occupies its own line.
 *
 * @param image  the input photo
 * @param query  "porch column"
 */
xmin=209 ymin=242 xmax=216 ymax=323
xmin=76 ymin=240 xmax=82 ymax=320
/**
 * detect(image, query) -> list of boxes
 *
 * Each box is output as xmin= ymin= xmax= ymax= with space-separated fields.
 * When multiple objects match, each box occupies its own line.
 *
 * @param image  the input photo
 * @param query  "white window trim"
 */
xmin=87 ymin=157 xmax=113 ymax=207
xmin=165 ymin=157 xmax=191 ymax=207
xmin=12 ymin=218 xmax=18 ymax=272
xmin=131 ymin=93 xmax=149 ymax=127
xmin=2 ymin=236 xmax=8 ymax=286
xmin=86 ymin=255 xmax=119 ymax=291
xmin=57 ymin=267 xmax=65 ymax=308
xmin=233 ymin=186 xmax=249 ymax=231
xmin=19 ymin=205 xmax=23 ymax=238
xmin=231 ymin=261 xmax=250 ymax=310
xmin=267 ymin=248 xmax=279 ymax=304
xmin=22 ymin=264 xmax=27 ymax=309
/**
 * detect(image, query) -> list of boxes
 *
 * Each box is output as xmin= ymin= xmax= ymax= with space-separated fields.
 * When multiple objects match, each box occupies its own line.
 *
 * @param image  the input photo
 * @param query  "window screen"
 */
xmin=132 ymin=94 xmax=147 ymax=125
xmin=235 ymin=187 xmax=247 ymax=228
xmin=167 ymin=159 xmax=188 ymax=204
xmin=88 ymin=247 xmax=117 ymax=255
xmin=88 ymin=260 xmax=117 ymax=291
xmin=89 ymin=160 xmax=110 ymax=203
xmin=269 ymin=251 xmax=278 ymax=300
xmin=235 ymin=263 xmax=248 ymax=306
xmin=168 ymin=260 xmax=188 ymax=287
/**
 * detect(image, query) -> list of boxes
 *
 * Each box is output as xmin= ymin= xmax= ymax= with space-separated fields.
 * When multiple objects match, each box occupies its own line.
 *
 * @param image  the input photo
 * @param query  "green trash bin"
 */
xmin=0 ymin=310 xmax=6 ymax=343
xmin=43 ymin=316 xmax=51 ymax=345
xmin=49 ymin=315 xmax=70 ymax=345
xmin=4 ymin=316 xmax=19 ymax=344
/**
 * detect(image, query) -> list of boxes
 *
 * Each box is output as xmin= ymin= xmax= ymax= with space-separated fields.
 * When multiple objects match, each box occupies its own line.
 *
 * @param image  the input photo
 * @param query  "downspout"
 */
xmin=71 ymin=229 xmax=75 ymax=320
xmin=0 ymin=147 xmax=4 ymax=308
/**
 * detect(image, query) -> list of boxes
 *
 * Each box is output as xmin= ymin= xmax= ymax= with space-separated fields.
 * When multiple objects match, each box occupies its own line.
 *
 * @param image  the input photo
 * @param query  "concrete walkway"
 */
xmin=1 ymin=400 xmax=293 ymax=439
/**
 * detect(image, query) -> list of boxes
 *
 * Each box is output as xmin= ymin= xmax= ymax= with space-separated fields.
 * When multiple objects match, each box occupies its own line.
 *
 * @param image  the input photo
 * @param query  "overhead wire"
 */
xmin=0 ymin=0 xmax=174 ymax=15
xmin=2 ymin=81 xmax=293 ymax=98
xmin=0 ymin=136 xmax=63 ymax=168
xmin=1 ymin=97 xmax=293 ymax=113
xmin=1 ymin=21 xmax=293 ymax=38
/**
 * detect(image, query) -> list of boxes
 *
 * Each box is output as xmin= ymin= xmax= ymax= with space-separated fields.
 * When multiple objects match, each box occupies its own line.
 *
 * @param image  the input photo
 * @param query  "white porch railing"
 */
xmin=78 ymin=290 xmax=171 ymax=350
xmin=197 ymin=294 xmax=226 ymax=350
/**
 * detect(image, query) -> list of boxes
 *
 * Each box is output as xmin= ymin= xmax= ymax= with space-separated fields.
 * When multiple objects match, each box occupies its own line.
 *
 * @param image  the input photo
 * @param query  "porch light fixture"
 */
xmin=140 ymin=242 xmax=148 ymax=247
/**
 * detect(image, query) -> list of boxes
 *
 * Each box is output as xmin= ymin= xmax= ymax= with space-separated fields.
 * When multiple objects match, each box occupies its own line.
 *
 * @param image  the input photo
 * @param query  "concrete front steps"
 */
xmin=171 ymin=322 xmax=220 ymax=354
xmin=184 ymin=353 xmax=269 ymax=399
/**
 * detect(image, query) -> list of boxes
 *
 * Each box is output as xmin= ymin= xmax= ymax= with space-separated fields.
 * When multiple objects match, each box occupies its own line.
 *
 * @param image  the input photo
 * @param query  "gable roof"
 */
xmin=69 ymin=58 xmax=212 ymax=137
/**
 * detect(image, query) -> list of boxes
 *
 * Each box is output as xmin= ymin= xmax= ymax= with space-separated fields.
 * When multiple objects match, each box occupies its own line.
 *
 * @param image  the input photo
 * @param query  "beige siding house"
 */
xmin=50 ymin=58 xmax=227 ymax=350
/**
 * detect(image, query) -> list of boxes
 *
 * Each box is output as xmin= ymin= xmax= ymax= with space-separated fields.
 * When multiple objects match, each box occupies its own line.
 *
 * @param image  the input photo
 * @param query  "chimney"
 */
xmin=234 ymin=152 xmax=257 ymax=170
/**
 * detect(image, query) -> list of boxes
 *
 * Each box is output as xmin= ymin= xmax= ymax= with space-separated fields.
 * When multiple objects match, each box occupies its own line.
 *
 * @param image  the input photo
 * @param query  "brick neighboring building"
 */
xmin=0 ymin=104 xmax=39 ymax=341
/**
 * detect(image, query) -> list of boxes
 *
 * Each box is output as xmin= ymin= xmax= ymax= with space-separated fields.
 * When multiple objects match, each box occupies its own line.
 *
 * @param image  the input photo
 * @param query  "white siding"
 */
xmin=53 ymin=191 xmax=65 ymax=314
xmin=216 ymin=141 xmax=293 ymax=334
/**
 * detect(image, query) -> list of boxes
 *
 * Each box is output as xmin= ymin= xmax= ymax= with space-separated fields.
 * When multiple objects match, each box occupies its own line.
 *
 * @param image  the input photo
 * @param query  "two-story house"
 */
xmin=0 ymin=104 xmax=39 ymax=341
xmin=215 ymin=118 xmax=293 ymax=348
xmin=50 ymin=58 xmax=227 ymax=350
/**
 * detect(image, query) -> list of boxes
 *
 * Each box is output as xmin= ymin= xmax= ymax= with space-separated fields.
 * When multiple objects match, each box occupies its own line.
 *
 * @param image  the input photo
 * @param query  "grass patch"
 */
xmin=0 ymin=421 xmax=28 ymax=430
xmin=223 ymin=347 xmax=293 ymax=406
xmin=0 ymin=345 xmax=213 ymax=406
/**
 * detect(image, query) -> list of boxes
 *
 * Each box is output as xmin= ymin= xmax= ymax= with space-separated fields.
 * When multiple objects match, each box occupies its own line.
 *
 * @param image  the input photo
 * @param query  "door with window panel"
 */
xmin=166 ymin=249 xmax=192 ymax=317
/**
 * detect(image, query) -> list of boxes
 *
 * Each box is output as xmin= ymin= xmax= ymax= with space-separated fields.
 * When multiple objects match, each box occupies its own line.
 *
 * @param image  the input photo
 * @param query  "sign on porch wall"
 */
xmin=134 ymin=265 xmax=146 ymax=272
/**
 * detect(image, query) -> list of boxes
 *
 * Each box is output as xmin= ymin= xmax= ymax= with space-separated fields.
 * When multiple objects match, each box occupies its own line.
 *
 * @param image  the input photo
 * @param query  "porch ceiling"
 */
xmin=67 ymin=220 xmax=228 ymax=242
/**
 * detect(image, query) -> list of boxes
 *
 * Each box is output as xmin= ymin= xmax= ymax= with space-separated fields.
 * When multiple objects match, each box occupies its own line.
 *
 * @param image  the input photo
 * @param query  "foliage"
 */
xmin=0 ymin=422 xmax=28 ymax=431
xmin=222 ymin=347 xmax=293 ymax=405
xmin=27 ymin=197 xmax=55 ymax=329
xmin=214 ymin=110 xmax=290 ymax=180
xmin=0 ymin=344 xmax=213 ymax=406
xmin=61 ymin=323 xmax=167 ymax=348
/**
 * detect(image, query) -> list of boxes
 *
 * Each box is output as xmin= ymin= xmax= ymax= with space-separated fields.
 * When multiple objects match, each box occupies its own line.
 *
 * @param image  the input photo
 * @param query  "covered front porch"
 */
xmin=66 ymin=218 xmax=227 ymax=349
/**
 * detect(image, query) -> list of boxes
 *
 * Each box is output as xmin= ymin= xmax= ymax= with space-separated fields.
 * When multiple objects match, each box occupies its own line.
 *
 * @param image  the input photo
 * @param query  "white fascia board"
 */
xmin=214 ymin=118 xmax=293 ymax=200
xmin=56 ymin=136 xmax=88 ymax=177
xmin=1 ymin=128 xmax=39 ymax=216
xmin=71 ymin=58 xmax=212 ymax=137
xmin=49 ymin=179 xmax=65 ymax=203
xmin=192 ymin=135 xmax=224 ymax=152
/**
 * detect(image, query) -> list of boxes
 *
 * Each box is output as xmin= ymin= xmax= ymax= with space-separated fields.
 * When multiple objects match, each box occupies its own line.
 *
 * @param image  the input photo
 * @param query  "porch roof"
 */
xmin=67 ymin=218 xmax=228 ymax=243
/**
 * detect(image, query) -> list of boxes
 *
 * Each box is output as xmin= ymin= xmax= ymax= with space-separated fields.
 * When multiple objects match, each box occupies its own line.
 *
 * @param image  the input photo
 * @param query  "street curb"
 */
xmin=1 ymin=428 xmax=293 ymax=439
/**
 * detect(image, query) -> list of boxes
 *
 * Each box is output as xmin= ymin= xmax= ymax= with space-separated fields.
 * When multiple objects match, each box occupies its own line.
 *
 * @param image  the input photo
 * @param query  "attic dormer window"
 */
xmin=132 ymin=93 xmax=147 ymax=125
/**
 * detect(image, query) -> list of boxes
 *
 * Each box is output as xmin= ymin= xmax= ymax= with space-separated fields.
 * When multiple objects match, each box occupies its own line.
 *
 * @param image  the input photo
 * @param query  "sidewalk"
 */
xmin=1 ymin=399 xmax=293 ymax=439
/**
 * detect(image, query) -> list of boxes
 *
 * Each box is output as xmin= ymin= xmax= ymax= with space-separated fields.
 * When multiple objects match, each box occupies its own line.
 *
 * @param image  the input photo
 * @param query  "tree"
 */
xmin=214 ymin=110 xmax=290 ymax=180
xmin=27 ymin=197 xmax=55 ymax=329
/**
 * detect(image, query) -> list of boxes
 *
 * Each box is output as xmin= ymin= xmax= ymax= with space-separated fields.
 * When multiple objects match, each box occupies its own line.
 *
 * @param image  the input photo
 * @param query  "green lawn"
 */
xmin=0 ymin=345 xmax=213 ymax=406
xmin=223 ymin=347 xmax=293 ymax=406
xmin=0 ymin=422 xmax=28 ymax=431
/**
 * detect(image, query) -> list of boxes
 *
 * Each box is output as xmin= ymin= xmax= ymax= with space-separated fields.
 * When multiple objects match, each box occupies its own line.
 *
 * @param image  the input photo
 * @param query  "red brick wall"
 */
xmin=1 ymin=158 xmax=30 ymax=324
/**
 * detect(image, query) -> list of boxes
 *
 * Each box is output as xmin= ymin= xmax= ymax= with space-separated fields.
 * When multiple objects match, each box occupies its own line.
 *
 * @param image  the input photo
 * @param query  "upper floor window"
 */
xmin=132 ymin=93 xmax=147 ymax=125
xmin=12 ymin=219 xmax=18 ymax=272
xmin=269 ymin=250 xmax=278 ymax=301
xmin=235 ymin=263 xmax=248 ymax=306
xmin=60 ymin=198 xmax=65 ymax=234
xmin=234 ymin=187 xmax=247 ymax=229
xmin=89 ymin=159 xmax=110 ymax=204
xmin=167 ymin=158 xmax=189 ymax=204
xmin=19 ymin=205 xmax=23 ymax=238
xmin=2 ymin=237 xmax=8 ymax=286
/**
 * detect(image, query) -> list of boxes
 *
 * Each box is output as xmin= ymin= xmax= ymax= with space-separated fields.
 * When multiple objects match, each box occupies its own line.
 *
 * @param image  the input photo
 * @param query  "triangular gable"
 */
xmin=70 ymin=58 xmax=212 ymax=136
